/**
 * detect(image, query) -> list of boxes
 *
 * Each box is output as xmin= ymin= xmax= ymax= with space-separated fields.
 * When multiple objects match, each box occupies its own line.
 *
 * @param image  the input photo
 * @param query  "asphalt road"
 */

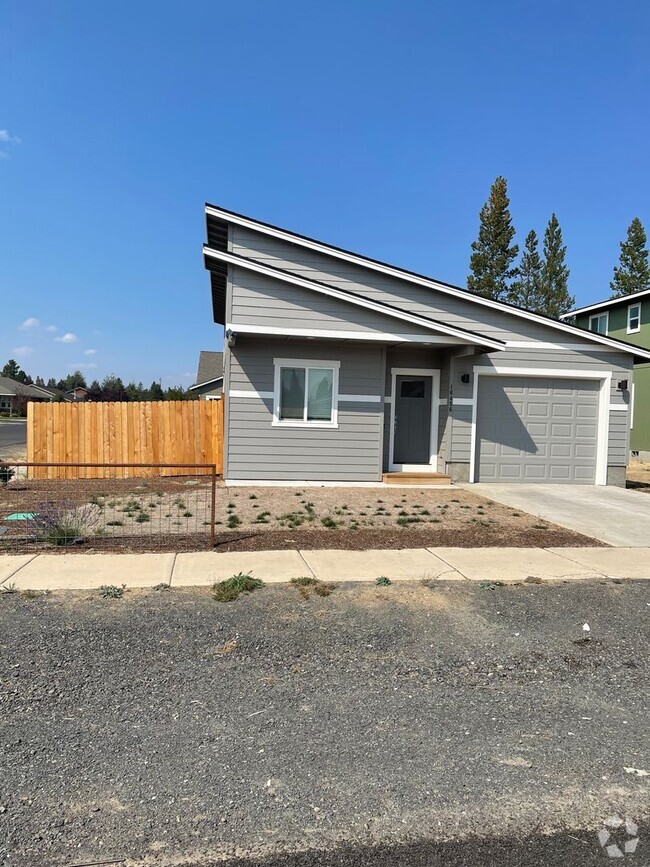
xmin=1 ymin=580 xmax=648 ymax=867
xmin=0 ymin=420 xmax=26 ymax=457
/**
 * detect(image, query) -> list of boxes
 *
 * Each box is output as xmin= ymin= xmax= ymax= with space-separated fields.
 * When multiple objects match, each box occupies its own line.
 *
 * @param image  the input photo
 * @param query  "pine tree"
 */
xmin=540 ymin=213 xmax=573 ymax=318
xmin=467 ymin=176 xmax=519 ymax=301
xmin=509 ymin=230 xmax=544 ymax=312
xmin=149 ymin=381 xmax=165 ymax=400
xmin=610 ymin=217 xmax=650 ymax=298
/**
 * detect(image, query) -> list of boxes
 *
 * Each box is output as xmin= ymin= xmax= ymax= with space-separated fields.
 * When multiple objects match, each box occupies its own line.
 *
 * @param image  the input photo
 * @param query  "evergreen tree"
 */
xmin=149 ymin=381 xmax=165 ymax=400
xmin=87 ymin=379 xmax=102 ymax=401
xmin=46 ymin=377 xmax=57 ymax=388
xmin=540 ymin=213 xmax=573 ymax=318
xmin=610 ymin=217 xmax=650 ymax=298
xmin=101 ymin=375 xmax=126 ymax=401
xmin=34 ymin=376 xmax=45 ymax=387
xmin=1 ymin=359 xmax=29 ymax=382
xmin=467 ymin=176 xmax=519 ymax=301
xmin=509 ymin=230 xmax=544 ymax=312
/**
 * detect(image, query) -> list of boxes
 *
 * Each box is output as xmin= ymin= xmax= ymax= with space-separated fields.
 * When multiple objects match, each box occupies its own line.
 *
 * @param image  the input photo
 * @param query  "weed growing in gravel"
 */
xmin=290 ymin=576 xmax=318 ymax=586
xmin=213 ymin=572 xmax=263 ymax=602
xmin=279 ymin=512 xmax=305 ymax=528
xmin=217 ymin=638 xmax=238 ymax=655
xmin=254 ymin=511 xmax=271 ymax=524
xmin=376 ymin=576 xmax=392 ymax=586
xmin=479 ymin=580 xmax=504 ymax=589
xmin=532 ymin=523 xmax=549 ymax=530
xmin=227 ymin=514 xmax=241 ymax=529
xmin=20 ymin=588 xmax=42 ymax=600
xmin=153 ymin=583 xmax=170 ymax=591
xmin=182 ymin=511 xmax=193 ymax=518
xmin=0 ymin=581 xmax=17 ymax=594
xmin=249 ymin=494 xmax=258 ymax=500
xmin=314 ymin=583 xmax=334 ymax=597
xmin=135 ymin=512 xmax=150 ymax=523
xmin=99 ymin=584 xmax=126 ymax=599
xmin=321 ymin=516 xmax=338 ymax=529
xmin=511 ymin=512 xmax=521 ymax=518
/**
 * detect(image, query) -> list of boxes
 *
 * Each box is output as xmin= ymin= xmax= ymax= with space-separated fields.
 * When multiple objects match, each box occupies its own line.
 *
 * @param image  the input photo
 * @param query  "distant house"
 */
xmin=65 ymin=386 xmax=89 ymax=402
xmin=189 ymin=351 xmax=223 ymax=399
xmin=561 ymin=289 xmax=650 ymax=461
xmin=0 ymin=377 xmax=55 ymax=415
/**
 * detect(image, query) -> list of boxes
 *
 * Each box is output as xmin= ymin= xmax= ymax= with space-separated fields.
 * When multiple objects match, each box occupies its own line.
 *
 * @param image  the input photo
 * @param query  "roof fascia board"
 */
xmin=189 ymin=376 xmax=224 ymax=390
xmin=206 ymin=204 xmax=648 ymax=359
xmin=560 ymin=288 xmax=650 ymax=319
xmin=204 ymin=247 xmax=504 ymax=350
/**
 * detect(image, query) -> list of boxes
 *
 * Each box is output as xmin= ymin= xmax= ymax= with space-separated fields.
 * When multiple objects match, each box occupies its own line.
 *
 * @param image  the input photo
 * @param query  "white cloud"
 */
xmin=20 ymin=318 xmax=40 ymax=330
xmin=83 ymin=348 xmax=96 ymax=356
xmin=45 ymin=324 xmax=57 ymax=332
xmin=0 ymin=130 xmax=20 ymax=144
xmin=55 ymin=332 xmax=78 ymax=344
xmin=12 ymin=346 xmax=33 ymax=357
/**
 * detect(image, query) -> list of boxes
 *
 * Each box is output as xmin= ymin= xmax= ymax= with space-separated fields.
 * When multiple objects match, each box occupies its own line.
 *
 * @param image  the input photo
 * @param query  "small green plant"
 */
xmin=153 ymin=582 xmax=170 ymax=591
xmin=0 ymin=581 xmax=17 ymax=594
xmin=321 ymin=516 xmax=338 ymax=529
xmin=227 ymin=514 xmax=241 ymax=529
xmin=314 ymin=583 xmax=334 ymax=597
xmin=376 ymin=576 xmax=392 ymax=586
xmin=249 ymin=493 xmax=258 ymax=500
xmin=135 ymin=512 xmax=150 ymax=523
xmin=106 ymin=519 xmax=123 ymax=527
xmin=182 ymin=511 xmax=193 ymax=518
xmin=290 ymin=576 xmax=318 ymax=586
xmin=212 ymin=572 xmax=264 ymax=602
xmin=479 ymin=580 xmax=504 ymax=589
xmin=254 ymin=511 xmax=271 ymax=524
xmin=532 ymin=523 xmax=549 ymax=530
xmin=175 ymin=501 xmax=187 ymax=510
xmin=279 ymin=512 xmax=305 ymax=528
xmin=227 ymin=501 xmax=235 ymax=509
xmin=123 ymin=499 xmax=141 ymax=512
xmin=511 ymin=512 xmax=521 ymax=518
xmin=89 ymin=495 xmax=105 ymax=508
xmin=99 ymin=584 xmax=126 ymax=599
xmin=20 ymin=588 xmax=42 ymax=599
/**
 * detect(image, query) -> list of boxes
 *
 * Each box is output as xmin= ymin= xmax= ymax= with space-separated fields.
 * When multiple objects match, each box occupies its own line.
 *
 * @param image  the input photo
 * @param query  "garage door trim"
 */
xmin=468 ymin=366 xmax=612 ymax=485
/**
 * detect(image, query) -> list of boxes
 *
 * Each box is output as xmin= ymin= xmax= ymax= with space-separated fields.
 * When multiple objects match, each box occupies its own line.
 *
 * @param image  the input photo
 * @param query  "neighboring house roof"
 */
xmin=190 ymin=351 xmax=224 ymax=390
xmin=0 ymin=377 xmax=55 ymax=399
xmin=205 ymin=203 xmax=650 ymax=363
xmin=560 ymin=288 xmax=650 ymax=319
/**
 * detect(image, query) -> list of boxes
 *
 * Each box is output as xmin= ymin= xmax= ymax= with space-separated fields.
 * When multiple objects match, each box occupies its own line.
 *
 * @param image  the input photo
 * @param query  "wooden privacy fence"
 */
xmin=26 ymin=399 xmax=224 ymax=479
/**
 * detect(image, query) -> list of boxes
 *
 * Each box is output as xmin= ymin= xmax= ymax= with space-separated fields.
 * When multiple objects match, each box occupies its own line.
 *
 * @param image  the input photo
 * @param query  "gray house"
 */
xmin=203 ymin=205 xmax=650 ymax=485
xmin=189 ymin=351 xmax=224 ymax=399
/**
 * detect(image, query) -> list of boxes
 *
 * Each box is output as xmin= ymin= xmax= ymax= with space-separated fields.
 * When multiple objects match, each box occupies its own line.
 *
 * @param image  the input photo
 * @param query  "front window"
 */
xmin=589 ymin=313 xmax=608 ymax=335
xmin=274 ymin=359 xmax=339 ymax=426
xmin=627 ymin=303 xmax=641 ymax=334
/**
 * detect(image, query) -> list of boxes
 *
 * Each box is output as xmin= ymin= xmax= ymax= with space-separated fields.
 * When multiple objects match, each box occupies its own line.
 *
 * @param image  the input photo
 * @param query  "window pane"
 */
xmin=630 ymin=306 xmax=640 ymax=328
xmin=400 ymin=379 xmax=425 ymax=398
xmin=307 ymin=368 xmax=333 ymax=421
xmin=280 ymin=368 xmax=305 ymax=420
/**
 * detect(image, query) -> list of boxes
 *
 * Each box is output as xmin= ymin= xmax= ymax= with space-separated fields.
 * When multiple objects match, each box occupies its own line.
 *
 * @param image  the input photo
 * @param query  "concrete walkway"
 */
xmin=0 ymin=546 xmax=648 ymax=591
xmin=466 ymin=483 xmax=650 ymax=547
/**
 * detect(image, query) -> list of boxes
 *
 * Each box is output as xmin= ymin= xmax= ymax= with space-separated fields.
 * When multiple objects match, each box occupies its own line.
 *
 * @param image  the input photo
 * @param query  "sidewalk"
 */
xmin=1 ymin=546 xmax=649 ymax=590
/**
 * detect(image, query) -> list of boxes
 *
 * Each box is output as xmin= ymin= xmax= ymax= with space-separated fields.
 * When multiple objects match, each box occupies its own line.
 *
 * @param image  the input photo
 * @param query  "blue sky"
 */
xmin=1 ymin=1 xmax=649 ymax=385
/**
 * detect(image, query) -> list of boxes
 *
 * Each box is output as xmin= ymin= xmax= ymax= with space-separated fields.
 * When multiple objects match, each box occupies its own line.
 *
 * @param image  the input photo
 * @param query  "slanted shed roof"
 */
xmin=203 ymin=203 xmax=650 ymax=363
xmin=192 ymin=351 xmax=224 ymax=388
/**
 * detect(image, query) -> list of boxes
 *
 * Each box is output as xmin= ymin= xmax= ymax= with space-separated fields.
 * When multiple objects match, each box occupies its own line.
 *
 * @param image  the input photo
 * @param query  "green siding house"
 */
xmin=561 ymin=290 xmax=650 ymax=458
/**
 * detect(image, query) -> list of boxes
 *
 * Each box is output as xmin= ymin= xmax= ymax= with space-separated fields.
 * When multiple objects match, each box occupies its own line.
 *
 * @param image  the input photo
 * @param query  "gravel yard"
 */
xmin=1 ymin=580 xmax=648 ymax=866
xmin=628 ymin=461 xmax=650 ymax=493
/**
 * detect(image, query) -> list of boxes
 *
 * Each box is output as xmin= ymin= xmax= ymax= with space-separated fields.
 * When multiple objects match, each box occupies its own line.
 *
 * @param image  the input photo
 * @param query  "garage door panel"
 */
xmin=477 ymin=376 xmax=600 ymax=484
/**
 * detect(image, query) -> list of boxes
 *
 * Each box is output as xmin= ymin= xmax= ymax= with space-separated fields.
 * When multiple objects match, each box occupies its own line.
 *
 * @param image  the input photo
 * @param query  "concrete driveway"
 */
xmin=467 ymin=483 xmax=650 ymax=546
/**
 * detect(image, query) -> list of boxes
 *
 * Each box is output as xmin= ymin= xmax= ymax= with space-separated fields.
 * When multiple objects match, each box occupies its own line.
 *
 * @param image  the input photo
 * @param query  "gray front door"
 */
xmin=394 ymin=375 xmax=432 ymax=465
xmin=476 ymin=376 xmax=600 ymax=483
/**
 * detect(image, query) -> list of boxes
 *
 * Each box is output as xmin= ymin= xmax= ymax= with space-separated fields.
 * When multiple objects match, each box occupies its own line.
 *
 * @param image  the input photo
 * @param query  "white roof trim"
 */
xmin=560 ymin=288 xmax=650 ymax=319
xmin=189 ymin=376 xmax=223 ymax=391
xmin=206 ymin=205 xmax=650 ymax=360
xmin=226 ymin=322 xmax=462 ymax=345
xmin=204 ymin=247 xmax=505 ymax=351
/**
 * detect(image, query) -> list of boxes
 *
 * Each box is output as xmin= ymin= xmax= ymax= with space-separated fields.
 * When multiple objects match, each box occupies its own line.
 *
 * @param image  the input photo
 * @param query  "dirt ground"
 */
xmin=0 ymin=479 xmax=603 ymax=552
xmin=627 ymin=461 xmax=650 ymax=493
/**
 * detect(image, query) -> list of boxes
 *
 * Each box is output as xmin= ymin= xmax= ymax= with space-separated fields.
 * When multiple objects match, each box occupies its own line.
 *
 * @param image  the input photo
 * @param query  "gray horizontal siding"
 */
xmin=230 ymin=270 xmax=447 ymax=340
xmin=231 ymin=225 xmax=625 ymax=347
xmin=227 ymin=338 xmax=383 ymax=481
xmin=449 ymin=407 xmax=473 ymax=463
xmin=608 ymin=412 xmax=630 ymax=466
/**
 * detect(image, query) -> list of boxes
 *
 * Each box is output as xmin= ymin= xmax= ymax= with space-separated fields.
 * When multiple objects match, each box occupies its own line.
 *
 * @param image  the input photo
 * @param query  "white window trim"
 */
xmin=468 ymin=366 xmax=613 ymax=486
xmin=589 ymin=312 xmax=609 ymax=336
xmin=388 ymin=367 xmax=441 ymax=472
xmin=627 ymin=303 xmax=641 ymax=334
xmin=631 ymin=381 xmax=635 ymax=429
xmin=272 ymin=358 xmax=340 ymax=429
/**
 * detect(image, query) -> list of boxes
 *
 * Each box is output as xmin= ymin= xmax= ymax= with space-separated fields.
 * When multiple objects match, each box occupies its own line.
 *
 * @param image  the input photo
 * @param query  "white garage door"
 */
xmin=476 ymin=376 xmax=600 ymax=483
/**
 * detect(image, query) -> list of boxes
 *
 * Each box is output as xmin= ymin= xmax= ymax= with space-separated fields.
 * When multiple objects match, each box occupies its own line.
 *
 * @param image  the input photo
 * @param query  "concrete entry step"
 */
xmin=382 ymin=472 xmax=452 ymax=486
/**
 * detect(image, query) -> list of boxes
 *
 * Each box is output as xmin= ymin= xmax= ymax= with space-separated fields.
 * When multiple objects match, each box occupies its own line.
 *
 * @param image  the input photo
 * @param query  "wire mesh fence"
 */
xmin=0 ymin=463 xmax=217 ymax=551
